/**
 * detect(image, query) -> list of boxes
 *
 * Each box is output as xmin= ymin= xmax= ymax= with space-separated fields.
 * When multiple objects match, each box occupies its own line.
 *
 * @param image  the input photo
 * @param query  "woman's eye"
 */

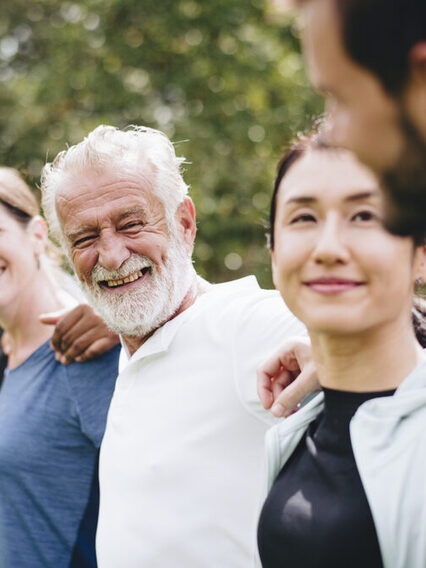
xmin=290 ymin=213 xmax=316 ymax=224
xmin=352 ymin=210 xmax=375 ymax=222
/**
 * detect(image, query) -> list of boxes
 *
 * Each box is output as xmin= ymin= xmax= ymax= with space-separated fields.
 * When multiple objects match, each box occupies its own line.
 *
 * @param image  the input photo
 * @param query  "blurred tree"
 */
xmin=0 ymin=0 xmax=322 ymax=287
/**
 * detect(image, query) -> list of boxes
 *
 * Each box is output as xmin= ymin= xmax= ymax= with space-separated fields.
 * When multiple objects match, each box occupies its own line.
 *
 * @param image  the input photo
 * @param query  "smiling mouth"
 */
xmin=99 ymin=267 xmax=150 ymax=289
xmin=304 ymin=279 xmax=364 ymax=295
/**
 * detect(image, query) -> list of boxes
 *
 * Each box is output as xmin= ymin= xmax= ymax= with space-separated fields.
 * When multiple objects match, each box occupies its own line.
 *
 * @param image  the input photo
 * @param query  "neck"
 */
xmin=123 ymin=273 xmax=211 ymax=355
xmin=1 ymin=271 xmax=65 ymax=369
xmin=309 ymin=316 xmax=425 ymax=392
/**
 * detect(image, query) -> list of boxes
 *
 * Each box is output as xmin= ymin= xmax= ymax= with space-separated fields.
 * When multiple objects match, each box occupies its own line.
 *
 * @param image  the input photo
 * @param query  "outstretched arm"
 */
xmin=257 ymin=337 xmax=319 ymax=417
xmin=40 ymin=304 xmax=120 ymax=365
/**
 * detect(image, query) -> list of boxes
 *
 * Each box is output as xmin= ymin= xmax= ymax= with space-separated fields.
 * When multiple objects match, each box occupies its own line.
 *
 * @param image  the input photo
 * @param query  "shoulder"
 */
xmin=204 ymin=276 xmax=296 ymax=326
xmin=65 ymin=344 xmax=121 ymax=378
xmin=63 ymin=344 xmax=121 ymax=392
xmin=63 ymin=345 xmax=121 ymax=445
xmin=6 ymin=340 xmax=68 ymax=383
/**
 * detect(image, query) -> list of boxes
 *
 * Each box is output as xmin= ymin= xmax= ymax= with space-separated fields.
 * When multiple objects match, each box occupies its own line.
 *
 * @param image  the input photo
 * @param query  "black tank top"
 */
xmin=258 ymin=388 xmax=394 ymax=568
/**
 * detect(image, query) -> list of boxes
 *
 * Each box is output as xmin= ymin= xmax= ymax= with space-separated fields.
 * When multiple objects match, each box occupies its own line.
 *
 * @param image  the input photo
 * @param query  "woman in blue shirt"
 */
xmin=0 ymin=168 xmax=120 ymax=567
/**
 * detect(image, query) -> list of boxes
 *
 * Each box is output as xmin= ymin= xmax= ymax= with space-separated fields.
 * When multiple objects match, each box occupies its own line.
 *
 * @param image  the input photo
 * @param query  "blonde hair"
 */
xmin=0 ymin=167 xmax=64 ymax=266
xmin=0 ymin=167 xmax=40 ymax=219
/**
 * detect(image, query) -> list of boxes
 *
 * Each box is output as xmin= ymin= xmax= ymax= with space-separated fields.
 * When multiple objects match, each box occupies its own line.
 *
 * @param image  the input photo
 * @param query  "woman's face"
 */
xmin=0 ymin=205 xmax=41 ymax=312
xmin=272 ymin=149 xmax=423 ymax=336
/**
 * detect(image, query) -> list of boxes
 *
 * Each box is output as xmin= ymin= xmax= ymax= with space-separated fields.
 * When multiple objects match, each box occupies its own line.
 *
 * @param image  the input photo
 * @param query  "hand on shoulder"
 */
xmin=40 ymin=304 xmax=120 ymax=365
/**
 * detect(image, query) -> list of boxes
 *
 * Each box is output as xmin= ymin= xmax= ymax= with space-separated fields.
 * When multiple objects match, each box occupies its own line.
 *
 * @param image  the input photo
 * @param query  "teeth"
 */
xmin=106 ymin=269 xmax=145 ymax=288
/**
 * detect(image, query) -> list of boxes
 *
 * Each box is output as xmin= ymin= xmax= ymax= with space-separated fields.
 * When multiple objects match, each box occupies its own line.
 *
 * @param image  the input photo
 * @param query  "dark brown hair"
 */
xmin=296 ymin=0 xmax=426 ymax=95
xmin=413 ymin=296 xmax=426 ymax=347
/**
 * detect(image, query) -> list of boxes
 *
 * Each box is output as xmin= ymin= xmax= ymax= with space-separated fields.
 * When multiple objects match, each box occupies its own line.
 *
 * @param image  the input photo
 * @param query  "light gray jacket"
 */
xmin=264 ymin=359 xmax=426 ymax=568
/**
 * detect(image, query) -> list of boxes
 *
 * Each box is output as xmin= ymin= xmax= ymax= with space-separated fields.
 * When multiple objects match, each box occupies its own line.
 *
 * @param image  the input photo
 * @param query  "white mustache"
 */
xmin=91 ymin=254 xmax=155 ymax=284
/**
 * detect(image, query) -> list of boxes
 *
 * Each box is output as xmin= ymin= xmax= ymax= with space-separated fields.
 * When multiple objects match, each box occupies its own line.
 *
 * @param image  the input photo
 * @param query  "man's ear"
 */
xmin=175 ymin=197 xmax=197 ymax=252
xmin=405 ymin=42 xmax=426 ymax=136
xmin=409 ymin=43 xmax=426 ymax=82
xmin=27 ymin=215 xmax=48 ymax=256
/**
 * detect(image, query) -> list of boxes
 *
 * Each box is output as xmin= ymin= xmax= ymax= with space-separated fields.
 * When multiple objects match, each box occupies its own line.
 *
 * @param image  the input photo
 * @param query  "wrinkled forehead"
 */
xmin=56 ymin=160 xmax=155 ymax=201
xmin=54 ymin=163 xmax=161 ymax=226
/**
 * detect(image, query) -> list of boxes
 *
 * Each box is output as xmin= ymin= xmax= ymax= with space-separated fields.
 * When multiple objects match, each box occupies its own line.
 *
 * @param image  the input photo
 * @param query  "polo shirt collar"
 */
xmin=119 ymin=294 xmax=203 ymax=369
xmin=119 ymin=275 xmax=260 ymax=370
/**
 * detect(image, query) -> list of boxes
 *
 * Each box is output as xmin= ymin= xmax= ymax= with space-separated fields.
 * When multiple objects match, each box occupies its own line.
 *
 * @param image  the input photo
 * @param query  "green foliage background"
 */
xmin=0 ymin=0 xmax=322 ymax=287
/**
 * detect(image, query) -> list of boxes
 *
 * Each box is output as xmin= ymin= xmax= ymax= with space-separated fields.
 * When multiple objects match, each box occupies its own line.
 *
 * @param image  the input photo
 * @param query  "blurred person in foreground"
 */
xmin=0 ymin=168 xmax=120 ymax=568
xmin=40 ymin=124 xmax=307 ymax=568
xmin=282 ymin=0 xmax=426 ymax=241
xmin=257 ymin=135 xmax=426 ymax=568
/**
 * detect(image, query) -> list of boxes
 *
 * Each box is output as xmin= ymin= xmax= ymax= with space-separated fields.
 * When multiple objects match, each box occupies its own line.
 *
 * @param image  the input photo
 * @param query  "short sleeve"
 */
xmin=231 ymin=290 xmax=307 ymax=424
xmin=65 ymin=345 xmax=121 ymax=447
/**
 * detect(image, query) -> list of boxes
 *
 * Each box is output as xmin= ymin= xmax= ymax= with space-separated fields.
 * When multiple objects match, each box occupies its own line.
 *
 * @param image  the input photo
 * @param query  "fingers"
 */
xmin=270 ymin=361 xmax=318 ymax=418
xmin=56 ymin=326 xmax=107 ymax=363
xmin=47 ymin=304 xmax=120 ymax=364
xmin=55 ymin=335 xmax=120 ymax=365
xmin=257 ymin=338 xmax=306 ymax=409
xmin=271 ymin=368 xmax=294 ymax=402
xmin=257 ymin=366 xmax=275 ymax=409
xmin=257 ymin=366 xmax=295 ymax=410
xmin=50 ymin=305 xmax=85 ymax=352
xmin=39 ymin=309 xmax=70 ymax=326
xmin=257 ymin=336 xmax=317 ymax=416
xmin=74 ymin=337 xmax=120 ymax=363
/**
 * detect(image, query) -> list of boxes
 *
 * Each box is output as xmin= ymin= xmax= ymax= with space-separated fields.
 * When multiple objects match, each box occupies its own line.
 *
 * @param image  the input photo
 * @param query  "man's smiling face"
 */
xmin=56 ymin=164 xmax=194 ymax=338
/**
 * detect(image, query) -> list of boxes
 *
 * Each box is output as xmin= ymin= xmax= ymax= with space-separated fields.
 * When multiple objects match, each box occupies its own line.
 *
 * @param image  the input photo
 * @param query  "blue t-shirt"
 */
xmin=0 ymin=340 xmax=120 ymax=568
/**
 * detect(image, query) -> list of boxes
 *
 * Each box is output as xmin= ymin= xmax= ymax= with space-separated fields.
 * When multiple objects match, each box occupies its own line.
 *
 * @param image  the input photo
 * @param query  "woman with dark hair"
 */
xmin=257 ymin=137 xmax=426 ymax=568
xmin=0 ymin=168 xmax=120 ymax=567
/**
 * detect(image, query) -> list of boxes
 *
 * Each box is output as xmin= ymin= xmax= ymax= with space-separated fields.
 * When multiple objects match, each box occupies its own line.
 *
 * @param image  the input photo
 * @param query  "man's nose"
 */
xmin=97 ymin=233 xmax=130 ymax=271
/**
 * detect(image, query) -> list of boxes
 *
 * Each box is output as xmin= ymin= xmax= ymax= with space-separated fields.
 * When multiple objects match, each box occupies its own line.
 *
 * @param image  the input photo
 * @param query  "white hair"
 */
xmin=40 ymin=124 xmax=189 ymax=246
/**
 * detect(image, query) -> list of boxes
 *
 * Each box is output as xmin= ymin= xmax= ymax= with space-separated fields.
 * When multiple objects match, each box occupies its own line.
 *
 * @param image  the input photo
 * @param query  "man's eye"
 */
xmin=73 ymin=235 xmax=95 ymax=248
xmin=121 ymin=222 xmax=143 ymax=230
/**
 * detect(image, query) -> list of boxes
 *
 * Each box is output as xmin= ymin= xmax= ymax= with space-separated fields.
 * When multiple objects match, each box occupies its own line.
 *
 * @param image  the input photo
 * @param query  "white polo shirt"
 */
xmin=97 ymin=276 xmax=306 ymax=567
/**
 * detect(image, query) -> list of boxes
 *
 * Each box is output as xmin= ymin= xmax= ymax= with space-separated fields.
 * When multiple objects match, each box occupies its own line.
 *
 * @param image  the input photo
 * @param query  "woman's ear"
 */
xmin=27 ymin=215 xmax=48 ymax=257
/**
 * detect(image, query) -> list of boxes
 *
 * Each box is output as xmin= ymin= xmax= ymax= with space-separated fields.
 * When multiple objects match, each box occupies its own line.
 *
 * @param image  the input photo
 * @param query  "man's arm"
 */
xmin=40 ymin=304 xmax=120 ymax=365
xmin=257 ymin=337 xmax=319 ymax=417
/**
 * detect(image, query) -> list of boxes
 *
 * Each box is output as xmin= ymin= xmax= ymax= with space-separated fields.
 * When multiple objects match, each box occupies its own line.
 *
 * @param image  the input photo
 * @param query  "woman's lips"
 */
xmin=304 ymin=278 xmax=364 ymax=295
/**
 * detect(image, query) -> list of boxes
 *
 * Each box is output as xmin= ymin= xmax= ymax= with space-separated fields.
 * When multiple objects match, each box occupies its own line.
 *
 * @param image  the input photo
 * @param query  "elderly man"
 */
xmin=40 ymin=125 xmax=306 ymax=567
xmin=288 ymin=0 xmax=426 ymax=241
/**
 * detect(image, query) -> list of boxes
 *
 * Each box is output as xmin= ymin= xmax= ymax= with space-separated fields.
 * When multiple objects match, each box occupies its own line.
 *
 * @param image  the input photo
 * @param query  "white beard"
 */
xmin=79 ymin=236 xmax=194 ymax=338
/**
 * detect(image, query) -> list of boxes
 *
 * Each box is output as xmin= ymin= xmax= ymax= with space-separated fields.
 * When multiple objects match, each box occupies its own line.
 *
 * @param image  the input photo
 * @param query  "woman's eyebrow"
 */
xmin=284 ymin=195 xmax=317 ymax=205
xmin=344 ymin=190 xmax=379 ymax=203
